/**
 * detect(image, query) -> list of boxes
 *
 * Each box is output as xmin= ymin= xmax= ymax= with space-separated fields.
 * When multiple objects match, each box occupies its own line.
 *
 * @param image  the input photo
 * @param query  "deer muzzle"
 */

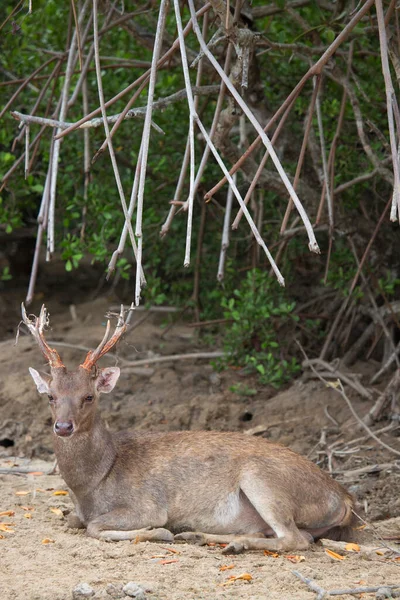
xmin=54 ymin=421 xmax=74 ymax=437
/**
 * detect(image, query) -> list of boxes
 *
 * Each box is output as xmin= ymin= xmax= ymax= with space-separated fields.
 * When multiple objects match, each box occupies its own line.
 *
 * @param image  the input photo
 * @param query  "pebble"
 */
xmin=105 ymin=583 xmax=124 ymax=598
xmin=72 ymin=583 xmax=95 ymax=598
xmin=122 ymin=582 xmax=146 ymax=599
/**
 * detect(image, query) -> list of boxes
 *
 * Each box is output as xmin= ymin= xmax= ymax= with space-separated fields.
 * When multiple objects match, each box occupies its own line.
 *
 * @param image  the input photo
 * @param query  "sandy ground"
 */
xmin=0 ymin=297 xmax=399 ymax=599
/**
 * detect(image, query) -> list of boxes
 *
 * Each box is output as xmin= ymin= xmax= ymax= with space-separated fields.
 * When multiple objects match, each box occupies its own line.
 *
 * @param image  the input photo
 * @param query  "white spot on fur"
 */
xmin=214 ymin=491 xmax=240 ymax=527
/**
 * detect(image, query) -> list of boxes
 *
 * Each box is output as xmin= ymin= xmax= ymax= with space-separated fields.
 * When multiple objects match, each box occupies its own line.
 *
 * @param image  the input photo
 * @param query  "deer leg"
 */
xmin=221 ymin=529 xmax=313 ymax=554
xmin=174 ymin=531 xmax=265 ymax=545
xmin=228 ymin=475 xmax=314 ymax=553
xmin=85 ymin=508 xmax=173 ymax=542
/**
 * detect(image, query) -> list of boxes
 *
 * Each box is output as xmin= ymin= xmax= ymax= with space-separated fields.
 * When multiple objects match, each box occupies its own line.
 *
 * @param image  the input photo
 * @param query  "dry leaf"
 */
xmin=21 ymin=506 xmax=34 ymax=511
xmin=0 ymin=534 xmax=4 ymax=539
xmin=159 ymin=559 xmax=179 ymax=565
xmin=264 ymin=550 xmax=279 ymax=558
xmin=233 ymin=573 xmax=252 ymax=582
xmin=161 ymin=546 xmax=181 ymax=555
xmin=285 ymin=554 xmax=306 ymax=563
xmin=15 ymin=491 xmax=30 ymax=496
xmin=28 ymin=471 xmax=43 ymax=476
xmin=42 ymin=538 xmax=55 ymax=544
xmin=355 ymin=524 xmax=367 ymax=531
xmin=0 ymin=511 xmax=15 ymax=517
xmin=24 ymin=513 xmax=32 ymax=519
xmin=376 ymin=550 xmax=384 ymax=556
xmin=326 ymin=380 xmax=340 ymax=389
xmin=35 ymin=488 xmax=46 ymax=493
xmin=325 ymin=549 xmax=345 ymax=561
xmin=219 ymin=565 xmax=235 ymax=571
xmin=150 ymin=554 xmax=166 ymax=559
xmin=52 ymin=490 xmax=68 ymax=496
xmin=345 ymin=543 xmax=360 ymax=552
xmin=0 ymin=524 xmax=15 ymax=532
xmin=220 ymin=573 xmax=253 ymax=586
xmin=49 ymin=507 xmax=64 ymax=518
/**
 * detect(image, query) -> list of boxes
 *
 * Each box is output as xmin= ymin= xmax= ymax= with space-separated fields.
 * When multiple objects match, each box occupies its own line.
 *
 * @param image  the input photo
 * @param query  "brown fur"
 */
xmin=27 ymin=362 xmax=356 ymax=553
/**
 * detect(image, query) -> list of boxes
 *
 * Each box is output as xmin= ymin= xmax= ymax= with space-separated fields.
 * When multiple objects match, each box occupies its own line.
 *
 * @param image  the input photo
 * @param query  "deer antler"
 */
xmin=80 ymin=304 xmax=127 ymax=371
xmin=21 ymin=303 xmax=65 ymax=369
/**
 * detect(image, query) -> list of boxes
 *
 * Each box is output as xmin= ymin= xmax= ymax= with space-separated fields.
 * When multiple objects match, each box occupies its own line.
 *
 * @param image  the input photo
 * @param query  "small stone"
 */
xmin=122 ymin=582 xmax=146 ymax=599
xmin=72 ymin=583 xmax=95 ymax=598
xmin=105 ymin=583 xmax=124 ymax=598
xmin=209 ymin=372 xmax=221 ymax=386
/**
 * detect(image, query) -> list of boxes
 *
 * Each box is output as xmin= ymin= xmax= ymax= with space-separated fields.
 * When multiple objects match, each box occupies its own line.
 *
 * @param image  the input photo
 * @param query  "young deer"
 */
xmin=22 ymin=304 xmax=355 ymax=553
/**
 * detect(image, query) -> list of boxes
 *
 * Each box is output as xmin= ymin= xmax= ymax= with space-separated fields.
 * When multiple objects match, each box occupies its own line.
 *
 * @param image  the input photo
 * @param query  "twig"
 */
xmin=336 ymin=462 xmax=400 ymax=477
xmin=122 ymin=351 xmax=224 ymax=367
xmin=280 ymin=76 xmax=320 ymax=234
xmin=302 ymin=357 xmax=373 ymax=399
xmin=292 ymin=570 xmax=400 ymax=599
xmin=299 ymin=342 xmax=400 ymax=458
xmin=314 ymin=78 xmax=333 ymax=233
xmin=367 ymin=368 xmax=400 ymax=422
xmin=348 ymin=237 xmax=400 ymax=370
xmin=292 ymin=570 xmax=327 ymax=600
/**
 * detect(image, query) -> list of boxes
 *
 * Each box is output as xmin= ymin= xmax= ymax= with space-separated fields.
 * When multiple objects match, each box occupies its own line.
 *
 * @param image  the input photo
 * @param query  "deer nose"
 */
xmin=54 ymin=421 xmax=74 ymax=437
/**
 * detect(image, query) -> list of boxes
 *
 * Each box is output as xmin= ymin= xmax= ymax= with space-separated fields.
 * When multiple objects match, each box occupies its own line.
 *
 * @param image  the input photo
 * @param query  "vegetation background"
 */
xmin=1 ymin=0 xmax=400 ymax=389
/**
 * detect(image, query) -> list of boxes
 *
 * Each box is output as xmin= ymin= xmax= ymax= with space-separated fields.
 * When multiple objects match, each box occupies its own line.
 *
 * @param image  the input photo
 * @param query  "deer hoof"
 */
xmin=151 ymin=528 xmax=175 ymax=542
xmin=222 ymin=541 xmax=246 ymax=554
xmin=67 ymin=512 xmax=85 ymax=529
xmin=174 ymin=532 xmax=206 ymax=545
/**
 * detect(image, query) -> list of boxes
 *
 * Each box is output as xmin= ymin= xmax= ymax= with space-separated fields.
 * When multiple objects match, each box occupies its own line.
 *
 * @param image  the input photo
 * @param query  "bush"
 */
xmin=219 ymin=269 xmax=300 ymax=387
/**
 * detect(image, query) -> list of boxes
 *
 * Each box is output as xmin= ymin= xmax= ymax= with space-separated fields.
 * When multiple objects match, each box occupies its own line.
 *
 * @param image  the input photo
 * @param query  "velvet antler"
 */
xmin=80 ymin=305 xmax=127 ymax=371
xmin=21 ymin=303 xmax=65 ymax=369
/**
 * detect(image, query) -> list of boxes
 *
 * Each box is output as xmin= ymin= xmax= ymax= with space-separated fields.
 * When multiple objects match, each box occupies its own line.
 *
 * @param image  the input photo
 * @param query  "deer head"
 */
xmin=22 ymin=304 xmax=126 ymax=438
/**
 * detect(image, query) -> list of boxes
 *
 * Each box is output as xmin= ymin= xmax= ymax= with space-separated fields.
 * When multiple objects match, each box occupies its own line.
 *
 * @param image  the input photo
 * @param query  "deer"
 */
xmin=21 ymin=304 xmax=356 ymax=554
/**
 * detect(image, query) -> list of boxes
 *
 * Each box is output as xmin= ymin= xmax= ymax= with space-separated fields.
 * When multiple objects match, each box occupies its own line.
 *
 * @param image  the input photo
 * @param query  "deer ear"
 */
xmin=29 ymin=367 xmax=51 ymax=394
xmin=96 ymin=367 xmax=120 ymax=394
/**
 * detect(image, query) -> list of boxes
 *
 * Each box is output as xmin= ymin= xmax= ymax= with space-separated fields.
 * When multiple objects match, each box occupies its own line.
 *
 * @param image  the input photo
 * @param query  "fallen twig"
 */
xmin=298 ymin=342 xmax=400 ymax=457
xmin=293 ymin=570 xmax=400 ymax=599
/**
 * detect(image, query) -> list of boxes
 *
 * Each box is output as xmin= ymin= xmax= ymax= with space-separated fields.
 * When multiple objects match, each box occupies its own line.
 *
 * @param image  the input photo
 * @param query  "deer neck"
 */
xmin=53 ymin=414 xmax=116 ymax=493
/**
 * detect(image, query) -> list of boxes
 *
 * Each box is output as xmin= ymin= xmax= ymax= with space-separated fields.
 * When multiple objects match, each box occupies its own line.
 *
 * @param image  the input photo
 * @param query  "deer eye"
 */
xmin=84 ymin=395 xmax=94 ymax=403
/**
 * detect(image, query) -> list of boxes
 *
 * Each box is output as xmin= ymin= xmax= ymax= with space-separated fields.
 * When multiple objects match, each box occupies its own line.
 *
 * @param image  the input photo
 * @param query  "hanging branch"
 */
xmin=134 ymin=0 xmax=168 ymax=305
xmin=24 ymin=124 xmax=30 ymax=179
xmin=217 ymin=173 xmax=236 ymax=281
xmin=46 ymin=0 xmax=91 ymax=259
xmin=54 ymin=3 xmax=212 ymax=142
xmin=314 ymin=79 xmax=333 ymax=234
xmin=171 ymin=14 xmax=284 ymax=285
xmin=204 ymin=0 xmax=376 ymax=203
xmin=92 ymin=0 xmax=145 ymax=290
xmin=188 ymin=0 xmax=319 ymax=254
xmin=173 ymin=0 xmax=196 ymax=267
xmin=375 ymin=0 xmax=400 ymax=221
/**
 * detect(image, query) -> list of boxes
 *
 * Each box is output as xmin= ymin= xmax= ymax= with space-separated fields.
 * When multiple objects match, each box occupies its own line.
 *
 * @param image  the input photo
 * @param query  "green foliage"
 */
xmin=229 ymin=383 xmax=257 ymax=396
xmin=219 ymin=269 xmax=300 ymax=387
xmin=378 ymin=272 xmax=400 ymax=298
xmin=1 ymin=266 xmax=12 ymax=282
xmin=0 ymin=0 xmax=397 ymax=383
